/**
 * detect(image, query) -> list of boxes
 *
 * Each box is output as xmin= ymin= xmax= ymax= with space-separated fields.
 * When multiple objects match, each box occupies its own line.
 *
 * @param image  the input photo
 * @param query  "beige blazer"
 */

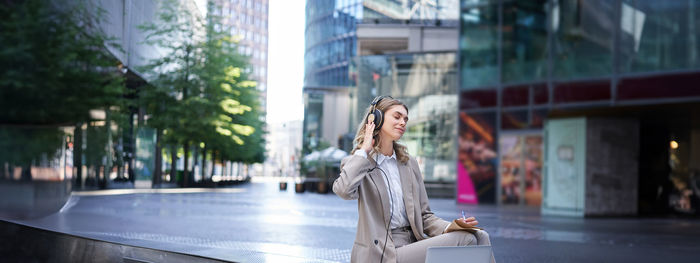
xmin=333 ymin=154 xmax=450 ymax=263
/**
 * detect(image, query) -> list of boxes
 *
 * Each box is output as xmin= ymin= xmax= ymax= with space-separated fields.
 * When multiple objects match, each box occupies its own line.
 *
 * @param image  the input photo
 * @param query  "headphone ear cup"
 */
xmin=373 ymin=109 xmax=384 ymax=131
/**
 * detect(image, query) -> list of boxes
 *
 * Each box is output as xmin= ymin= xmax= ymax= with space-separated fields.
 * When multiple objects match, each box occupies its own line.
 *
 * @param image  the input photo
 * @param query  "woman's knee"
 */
xmin=475 ymin=230 xmax=491 ymax=245
xmin=450 ymin=231 xmax=477 ymax=246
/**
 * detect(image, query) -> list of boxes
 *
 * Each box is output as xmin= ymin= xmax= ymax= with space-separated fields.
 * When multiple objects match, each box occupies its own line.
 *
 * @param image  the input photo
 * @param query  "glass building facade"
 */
xmin=212 ymin=0 xmax=269 ymax=113
xmin=304 ymin=0 xmax=361 ymax=89
xmin=352 ymin=53 xmax=458 ymax=184
xmin=304 ymin=0 xmax=461 ymax=90
xmin=304 ymin=0 xmax=361 ymax=151
xmin=459 ymin=0 xmax=700 ymax=212
xmin=304 ymin=0 xmax=460 ymax=155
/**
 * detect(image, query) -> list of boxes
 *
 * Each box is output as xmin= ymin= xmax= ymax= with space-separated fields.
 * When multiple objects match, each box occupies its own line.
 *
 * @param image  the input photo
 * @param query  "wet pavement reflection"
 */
xmin=5 ymin=177 xmax=700 ymax=262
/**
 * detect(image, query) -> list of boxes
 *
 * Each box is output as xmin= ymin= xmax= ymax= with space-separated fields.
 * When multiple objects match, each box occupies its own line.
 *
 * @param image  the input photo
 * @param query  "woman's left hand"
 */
xmin=445 ymin=217 xmax=479 ymax=233
xmin=457 ymin=217 xmax=479 ymax=227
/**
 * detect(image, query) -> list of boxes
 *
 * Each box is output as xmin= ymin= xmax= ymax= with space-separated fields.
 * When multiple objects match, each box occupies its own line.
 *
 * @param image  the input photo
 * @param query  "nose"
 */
xmin=399 ymin=119 xmax=406 ymax=127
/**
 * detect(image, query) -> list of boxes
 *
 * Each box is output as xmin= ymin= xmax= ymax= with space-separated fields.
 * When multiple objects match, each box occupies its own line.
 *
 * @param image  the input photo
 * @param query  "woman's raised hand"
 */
xmin=361 ymin=117 xmax=375 ymax=154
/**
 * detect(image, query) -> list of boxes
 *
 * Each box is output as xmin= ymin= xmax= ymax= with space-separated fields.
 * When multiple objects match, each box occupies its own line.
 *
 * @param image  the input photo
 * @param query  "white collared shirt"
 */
xmin=355 ymin=150 xmax=410 ymax=229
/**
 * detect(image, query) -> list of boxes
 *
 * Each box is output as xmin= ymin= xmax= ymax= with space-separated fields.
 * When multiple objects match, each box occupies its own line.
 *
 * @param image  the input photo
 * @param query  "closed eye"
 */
xmin=394 ymin=114 xmax=408 ymax=122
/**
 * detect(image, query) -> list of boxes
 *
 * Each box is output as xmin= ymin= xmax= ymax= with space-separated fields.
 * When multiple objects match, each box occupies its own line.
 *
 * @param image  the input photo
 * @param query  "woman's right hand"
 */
xmin=361 ymin=118 xmax=375 ymax=154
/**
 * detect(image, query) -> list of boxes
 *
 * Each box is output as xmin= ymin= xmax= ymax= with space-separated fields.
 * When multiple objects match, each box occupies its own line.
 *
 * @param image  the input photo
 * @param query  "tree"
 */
xmin=0 ymin=0 xmax=127 ymax=185
xmin=0 ymin=0 xmax=125 ymax=125
xmin=138 ymin=0 xmax=266 ymax=186
xmin=194 ymin=1 xmax=266 ymax=177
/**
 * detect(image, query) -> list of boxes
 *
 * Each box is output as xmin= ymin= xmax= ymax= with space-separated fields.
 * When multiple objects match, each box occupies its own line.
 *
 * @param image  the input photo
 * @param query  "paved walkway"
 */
xmin=7 ymin=177 xmax=700 ymax=262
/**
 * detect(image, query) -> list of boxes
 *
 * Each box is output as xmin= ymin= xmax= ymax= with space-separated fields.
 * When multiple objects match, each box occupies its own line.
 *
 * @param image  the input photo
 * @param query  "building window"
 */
xmin=501 ymin=0 xmax=548 ymax=84
xmin=619 ymin=0 xmax=700 ymax=73
xmin=552 ymin=0 xmax=614 ymax=79
xmin=460 ymin=1 xmax=499 ymax=89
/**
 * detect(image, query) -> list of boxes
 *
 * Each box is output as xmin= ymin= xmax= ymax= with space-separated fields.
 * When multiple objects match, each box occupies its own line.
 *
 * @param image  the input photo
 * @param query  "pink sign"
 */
xmin=457 ymin=160 xmax=478 ymax=204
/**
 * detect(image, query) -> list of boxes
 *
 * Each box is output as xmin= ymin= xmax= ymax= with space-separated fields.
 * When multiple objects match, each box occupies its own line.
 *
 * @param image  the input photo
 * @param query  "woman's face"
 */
xmin=380 ymin=105 xmax=408 ymax=142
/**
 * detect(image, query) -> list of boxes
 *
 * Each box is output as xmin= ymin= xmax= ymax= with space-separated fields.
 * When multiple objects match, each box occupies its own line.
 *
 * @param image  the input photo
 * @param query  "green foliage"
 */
xmin=137 ymin=0 xmax=204 ymax=147
xmin=0 ymin=0 xmax=127 ymax=125
xmin=138 ymin=0 xmax=266 ymax=164
xmin=0 ymin=0 xmax=127 ymax=174
xmin=0 ymin=127 xmax=66 ymax=169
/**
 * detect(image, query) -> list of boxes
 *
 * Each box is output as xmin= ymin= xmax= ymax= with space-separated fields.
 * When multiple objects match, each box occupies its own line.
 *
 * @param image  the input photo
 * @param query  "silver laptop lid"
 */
xmin=425 ymin=245 xmax=493 ymax=263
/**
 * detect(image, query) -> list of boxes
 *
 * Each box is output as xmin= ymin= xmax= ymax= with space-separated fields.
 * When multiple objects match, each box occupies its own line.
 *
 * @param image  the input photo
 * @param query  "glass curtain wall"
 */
xmin=354 ymin=52 xmax=458 ymax=182
xmin=502 ymin=0 xmax=548 ymax=84
xmin=362 ymin=0 xmax=459 ymax=24
xmin=0 ymin=126 xmax=74 ymax=219
xmin=460 ymin=0 xmax=500 ymax=89
xmin=619 ymin=0 xmax=700 ymax=73
xmin=304 ymin=0 xmax=363 ymax=153
xmin=459 ymin=0 xmax=700 ymax=206
xmin=303 ymin=92 xmax=324 ymax=153
xmin=305 ymin=0 xmax=362 ymax=88
xmin=552 ymin=0 xmax=614 ymax=79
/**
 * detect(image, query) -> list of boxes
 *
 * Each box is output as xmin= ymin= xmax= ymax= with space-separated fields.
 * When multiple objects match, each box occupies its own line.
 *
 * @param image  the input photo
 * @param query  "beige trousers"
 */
xmin=393 ymin=228 xmax=495 ymax=263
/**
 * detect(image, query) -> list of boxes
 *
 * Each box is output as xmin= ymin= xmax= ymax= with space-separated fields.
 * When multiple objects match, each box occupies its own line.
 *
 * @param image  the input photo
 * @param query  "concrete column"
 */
xmin=584 ymin=118 xmax=639 ymax=216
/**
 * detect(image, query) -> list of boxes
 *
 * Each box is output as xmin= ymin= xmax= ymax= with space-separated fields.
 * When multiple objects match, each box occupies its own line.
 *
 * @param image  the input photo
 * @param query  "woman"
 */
xmin=333 ymin=96 xmax=493 ymax=263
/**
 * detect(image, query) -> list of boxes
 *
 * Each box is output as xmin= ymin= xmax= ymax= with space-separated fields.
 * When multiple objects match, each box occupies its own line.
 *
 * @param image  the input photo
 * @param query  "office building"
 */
xmin=458 ymin=0 xmax=700 ymax=217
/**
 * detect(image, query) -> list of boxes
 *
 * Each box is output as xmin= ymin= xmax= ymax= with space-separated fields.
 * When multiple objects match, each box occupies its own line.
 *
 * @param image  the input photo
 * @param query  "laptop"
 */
xmin=425 ymin=245 xmax=494 ymax=263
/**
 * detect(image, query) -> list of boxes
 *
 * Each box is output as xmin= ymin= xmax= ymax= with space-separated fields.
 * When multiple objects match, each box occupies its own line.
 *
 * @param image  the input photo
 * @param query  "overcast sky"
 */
xmin=266 ymin=0 xmax=305 ymax=123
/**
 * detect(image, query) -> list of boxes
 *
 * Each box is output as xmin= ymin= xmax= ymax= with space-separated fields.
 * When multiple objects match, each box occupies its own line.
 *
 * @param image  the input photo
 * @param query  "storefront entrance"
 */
xmin=638 ymin=103 xmax=700 ymax=216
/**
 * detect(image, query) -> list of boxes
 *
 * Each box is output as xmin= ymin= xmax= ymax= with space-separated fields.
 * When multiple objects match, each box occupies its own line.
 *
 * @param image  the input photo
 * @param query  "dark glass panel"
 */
xmin=533 ymin=84 xmax=549 ymax=104
xmin=553 ymin=80 xmax=610 ymax=103
xmin=501 ymin=0 xmax=548 ymax=83
xmin=460 ymin=89 xmax=497 ymax=110
xmin=501 ymin=110 xmax=528 ymax=130
xmin=617 ymin=71 xmax=700 ymax=100
xmin=502 ymin=85 xmax=529 ymax=107
xmin=531 ymin=108 xmax=549 ymax=128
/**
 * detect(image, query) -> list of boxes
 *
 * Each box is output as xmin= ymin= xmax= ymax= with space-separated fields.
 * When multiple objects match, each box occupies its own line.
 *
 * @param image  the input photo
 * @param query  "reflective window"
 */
xmin=620 ymin=0 xmax=700 ymax=73
xmin=501 ymin=110 xmax=528 ymax=130
xmin=362 ymin=0 xmax=459 ymax=23
xmin=303 ymin=92 xmax=324 ymax=151
xmin=502 ymin=0 xmax=548 ymax=84
xmin=531 ymin=108 xmax=548 ymax=128
xmin=460 ymin=1 xmax=499 ymax=89
xmin=458 ymin=111 xmax=497 ymax=203
xmin=304 ymin=0 xmax=360 ymax=88
xmin=498 ymin=133 xmax=543 ymax=205
xmin=353 ymin=53 xmax=458 ymax=182
xmin=552 ymin=0 xmax=614 ymax=79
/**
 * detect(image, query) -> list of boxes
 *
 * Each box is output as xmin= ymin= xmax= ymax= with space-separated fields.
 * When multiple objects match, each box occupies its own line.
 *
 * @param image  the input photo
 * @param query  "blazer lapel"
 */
xmin=367 ymin=155 xmax=391 ymax=228
xmin=398 ymin=161 xmax=417 ymax=235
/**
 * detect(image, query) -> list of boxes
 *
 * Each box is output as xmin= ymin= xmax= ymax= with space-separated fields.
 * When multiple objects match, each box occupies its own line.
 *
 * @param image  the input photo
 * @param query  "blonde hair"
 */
xmin=352 ymin=97 xmax=410 ymax=164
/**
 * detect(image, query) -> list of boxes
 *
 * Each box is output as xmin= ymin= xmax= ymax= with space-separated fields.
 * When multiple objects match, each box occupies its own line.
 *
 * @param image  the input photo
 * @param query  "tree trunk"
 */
xmin=97 ymin=165 xmax=106 ymax=189
xmin=220 ymin=155 xmax=225 ymax=180
xmin=170 ymin=145 xmax=177 ymax=184
xmin=74 ymin=123 xmax=83 ymax=189
xmin=192 ymin=144 xmax=199 ymax=183
xmin=201 ymin=146 xmax=207 ymax=181
xmin=153 ymin=130 xmax=162 ymax=187
xmin=101 ymin=109 xmax=111 ymax=190
xmin=210 ymin=150 xmax=216 ymax=178
xmin=20 ymin=165 xmax=31 ymax=181
xmin=8 ymin=164 xmax=15 ymax=180
xmin=183 ymin=142 xmax=189 ymax=187
xmin=0 ymin=161 xmax=5 ymax=180
xmin=128 ymin=112 xmax=135 ymax=183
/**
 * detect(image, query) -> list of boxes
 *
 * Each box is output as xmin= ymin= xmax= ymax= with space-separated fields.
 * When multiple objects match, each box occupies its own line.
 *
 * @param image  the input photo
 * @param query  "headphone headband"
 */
xmin=371 ymin=95 xmax=393 ymax=106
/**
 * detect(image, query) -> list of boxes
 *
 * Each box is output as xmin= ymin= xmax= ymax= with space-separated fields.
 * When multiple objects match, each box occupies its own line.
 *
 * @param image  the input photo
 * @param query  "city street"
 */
xmin=8 ymin=178 xmax=700 ymax=262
